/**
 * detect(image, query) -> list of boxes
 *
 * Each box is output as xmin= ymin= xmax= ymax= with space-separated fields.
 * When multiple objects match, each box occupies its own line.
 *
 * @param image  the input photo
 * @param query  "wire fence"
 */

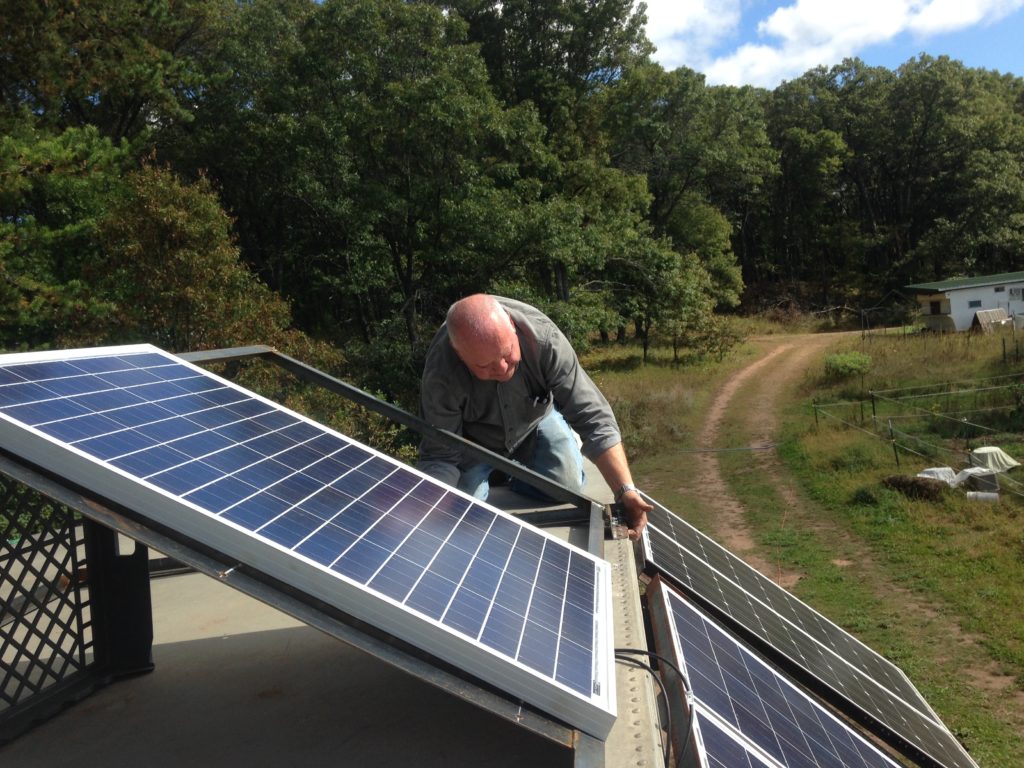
xmin=812 ymin=374 xmax=1024 ymax=498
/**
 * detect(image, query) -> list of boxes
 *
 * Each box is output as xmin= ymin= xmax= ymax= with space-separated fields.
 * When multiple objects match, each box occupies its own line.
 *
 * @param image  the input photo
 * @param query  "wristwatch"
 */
xmin=614 ymin=483 xmax=638 ymax=502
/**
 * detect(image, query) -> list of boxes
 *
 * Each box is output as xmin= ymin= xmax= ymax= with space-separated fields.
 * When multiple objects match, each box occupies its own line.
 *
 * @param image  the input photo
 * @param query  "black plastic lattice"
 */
xmin=1 ymin=480 xmax=91 ymax=714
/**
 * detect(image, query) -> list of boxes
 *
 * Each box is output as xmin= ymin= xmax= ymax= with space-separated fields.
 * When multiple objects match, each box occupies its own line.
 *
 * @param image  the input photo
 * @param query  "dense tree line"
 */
xmin=3 ymin=0 xmax=1023 ymax=406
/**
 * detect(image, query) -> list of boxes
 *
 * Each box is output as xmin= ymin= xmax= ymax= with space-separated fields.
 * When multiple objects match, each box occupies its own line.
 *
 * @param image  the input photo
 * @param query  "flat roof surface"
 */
xmin=5 ymin=567 xmax=576 ymax=768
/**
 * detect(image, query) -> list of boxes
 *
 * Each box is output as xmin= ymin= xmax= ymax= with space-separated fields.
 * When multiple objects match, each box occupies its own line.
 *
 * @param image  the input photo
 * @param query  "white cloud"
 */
xmin=642 ymin=0 xmax=1024 ymax=88
xmin=641 ymin=0 xmax=743 ymax=71
xmin=759 ymin=0 xmax=909 ymax=48
xmin=909 ymin=0 xmax=1022 ymax=35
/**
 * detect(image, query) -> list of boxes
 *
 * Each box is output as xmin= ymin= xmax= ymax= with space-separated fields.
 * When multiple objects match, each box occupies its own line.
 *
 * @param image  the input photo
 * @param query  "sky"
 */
xmin=641 ymin=0 xmax=1024 ymax=88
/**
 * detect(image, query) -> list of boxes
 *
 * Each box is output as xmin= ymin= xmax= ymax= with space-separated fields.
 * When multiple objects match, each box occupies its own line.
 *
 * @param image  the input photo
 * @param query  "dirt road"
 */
xmin=685 ymin=333 xmax=838 ymax=586
xmin=683 ymin=331 xmax=1024 ymax=733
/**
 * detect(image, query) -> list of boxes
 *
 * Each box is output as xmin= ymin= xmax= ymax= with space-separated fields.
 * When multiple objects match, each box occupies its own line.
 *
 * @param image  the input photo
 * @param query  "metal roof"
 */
xmin=907 ymin=271 xmax=1024 ymax=293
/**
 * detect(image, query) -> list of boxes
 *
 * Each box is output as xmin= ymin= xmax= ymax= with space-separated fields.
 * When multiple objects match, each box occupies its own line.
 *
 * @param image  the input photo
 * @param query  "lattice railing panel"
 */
xmin=1 ymin=480 xmax=91 ymax=714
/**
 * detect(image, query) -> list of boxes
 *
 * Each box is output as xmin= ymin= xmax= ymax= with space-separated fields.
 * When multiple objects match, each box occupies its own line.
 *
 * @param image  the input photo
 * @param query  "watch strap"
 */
xmin=614 ymin=482 xmax=638 ymax=502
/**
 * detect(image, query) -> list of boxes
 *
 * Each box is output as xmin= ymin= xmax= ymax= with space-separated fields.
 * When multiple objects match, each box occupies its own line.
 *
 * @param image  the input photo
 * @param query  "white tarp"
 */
xmin=917 ymin=466 xmax=997 ymax=488
xmin=969 ymin=446 xmax=1021 ymax=473
xmin=917 ymin=467 xmax=957 ymax=485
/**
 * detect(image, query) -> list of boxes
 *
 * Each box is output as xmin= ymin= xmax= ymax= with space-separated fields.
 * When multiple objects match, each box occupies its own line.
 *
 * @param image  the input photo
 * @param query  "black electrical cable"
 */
xmin=616 ymin=647 xmax=696 ymax=768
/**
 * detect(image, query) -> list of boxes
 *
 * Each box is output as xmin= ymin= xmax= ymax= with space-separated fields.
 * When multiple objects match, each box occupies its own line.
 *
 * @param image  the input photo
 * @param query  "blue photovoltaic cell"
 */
xmin=643 ymin=502 xmax=977 ymax=768
xmin=0 ymin=345 xmax=614 ymax=736
xmin=699 ymin=714 xmax=770 ymax=768
xmin=652 ymin=582 xmax=902 ymax=768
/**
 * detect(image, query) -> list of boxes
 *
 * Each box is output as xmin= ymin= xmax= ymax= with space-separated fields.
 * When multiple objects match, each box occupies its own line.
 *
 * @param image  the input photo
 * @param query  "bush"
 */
xmin=882 ymin=475 xmax=947 ymax=502
xmin=824 ymin=351 xmax=871 ymax=379
xmin=849 ymin=486 xmax=878 ymax=506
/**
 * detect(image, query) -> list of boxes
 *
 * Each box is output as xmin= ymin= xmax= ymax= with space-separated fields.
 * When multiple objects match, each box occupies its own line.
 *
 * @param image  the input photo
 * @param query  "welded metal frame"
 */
xmin=178 ymin=345 xmax=606 ymax=551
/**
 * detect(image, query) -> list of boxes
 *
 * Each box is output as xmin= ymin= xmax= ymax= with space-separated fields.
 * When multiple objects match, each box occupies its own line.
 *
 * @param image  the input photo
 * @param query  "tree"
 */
xmin=663 ymin=193 xmax=744 ymax=309
xmin=0 ymin=0 xmax=231 ymax=142
xmin=771 ymin=125 xmax=851 ymax=297
xmin=894 ymin=62 xmax=1024 ymax=281
xmin=601 ymin=63 xmax=773 ymax=309
xmin=168 ymin=0 xmax=669 ymax=393
xmin=95 ymin=165 xmax=292 ymax=351
xmin=0 ymin=123 xmax=127 ymax=349
xmin=433 ymin=0 xmax=652 ymax=146
xmin=756 ymin=56 xmax=1024 ymax=305
xmin=424 ymin=0 xmax=680 ymax=339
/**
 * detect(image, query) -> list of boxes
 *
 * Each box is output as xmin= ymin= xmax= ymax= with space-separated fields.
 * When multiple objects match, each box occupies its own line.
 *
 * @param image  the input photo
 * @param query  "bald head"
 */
xmin=446 ymin=294 xmax=521 ymax=382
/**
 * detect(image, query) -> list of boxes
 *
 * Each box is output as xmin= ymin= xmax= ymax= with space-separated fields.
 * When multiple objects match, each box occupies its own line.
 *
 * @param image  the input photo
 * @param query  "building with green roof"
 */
xmin=906 ymin=271 xmax=1024 ymax=331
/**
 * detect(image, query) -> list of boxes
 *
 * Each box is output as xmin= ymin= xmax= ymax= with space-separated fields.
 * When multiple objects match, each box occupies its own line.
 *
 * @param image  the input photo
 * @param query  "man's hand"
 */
xmin=593 ymin=443 xmax=652 ymax=540
xmin=619 ymin=489 xmax=652 ymax=541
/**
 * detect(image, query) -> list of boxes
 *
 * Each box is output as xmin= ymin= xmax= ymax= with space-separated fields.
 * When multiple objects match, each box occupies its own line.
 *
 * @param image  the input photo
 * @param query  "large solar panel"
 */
xmin=0 ymin=345 xmax=616 ymax=738
xmin=641 ymin=499 xmax=977 ymax=768
xmin=647 ymin=578 xmax=904 ymax=768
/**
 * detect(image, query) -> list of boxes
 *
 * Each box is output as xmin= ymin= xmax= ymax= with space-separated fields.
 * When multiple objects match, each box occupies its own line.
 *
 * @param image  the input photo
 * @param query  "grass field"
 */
xmin=585 ymin=323 xmax=1024 ymax=767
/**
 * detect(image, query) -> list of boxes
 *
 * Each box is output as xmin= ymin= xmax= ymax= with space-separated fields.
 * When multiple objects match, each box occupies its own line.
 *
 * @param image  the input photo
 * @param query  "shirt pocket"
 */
xmin=523 ymin=391 xmax=553 ymax=419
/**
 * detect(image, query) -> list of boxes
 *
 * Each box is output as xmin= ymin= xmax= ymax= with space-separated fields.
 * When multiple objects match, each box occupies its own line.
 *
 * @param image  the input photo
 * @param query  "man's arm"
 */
xmin=417 ymin=331 xmax=466 ymax=487
xmin=592 ymin=442 xmax=652 ymax=541
xmin=416 ymin=388 xmax=464 ymax=487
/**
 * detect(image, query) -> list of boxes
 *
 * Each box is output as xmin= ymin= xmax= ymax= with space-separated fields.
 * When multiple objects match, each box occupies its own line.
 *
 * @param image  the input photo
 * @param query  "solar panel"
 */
xmin=0 ymin=345 xmax=616 ymax=738
xmin=641 ymin=499 xmax=977 ymax=768
xmin=647 ymin=578 xmax=904 ymax=768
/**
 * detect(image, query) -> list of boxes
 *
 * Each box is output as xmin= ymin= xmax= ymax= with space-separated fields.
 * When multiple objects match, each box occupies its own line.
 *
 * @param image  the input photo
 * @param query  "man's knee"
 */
xmin=457 ymin=462 xmax=492 ymax=500
xmin=533 ymin=410 xmax=585 ymax=491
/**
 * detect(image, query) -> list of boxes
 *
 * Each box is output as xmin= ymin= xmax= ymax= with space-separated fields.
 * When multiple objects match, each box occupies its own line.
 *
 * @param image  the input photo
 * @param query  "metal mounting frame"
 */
xmin=179 ymin=345 xmax=605 ymax=549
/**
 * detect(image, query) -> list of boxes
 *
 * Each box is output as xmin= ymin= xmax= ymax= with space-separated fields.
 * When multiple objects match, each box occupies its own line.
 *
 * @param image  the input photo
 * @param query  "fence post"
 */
xmin=813 ymin=404 xmax=819 ymax=428
xmin=888 ymin=419 xmax=900 ymax=468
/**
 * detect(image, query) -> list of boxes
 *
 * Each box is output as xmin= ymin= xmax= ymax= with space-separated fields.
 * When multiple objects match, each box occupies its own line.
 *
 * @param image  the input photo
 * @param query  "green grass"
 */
xmin=780 ymin=419 xmax=1024 ymax=766
xmin=583 ymin=336 xmax=765 ymax=465
xmin=598 ymin=326 xmax=1024 ymax=767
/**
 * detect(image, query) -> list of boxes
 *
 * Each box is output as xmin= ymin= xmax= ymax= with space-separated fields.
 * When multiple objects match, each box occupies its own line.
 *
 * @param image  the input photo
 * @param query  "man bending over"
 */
xmin=417 ymin=294 xmax=650 ymax=539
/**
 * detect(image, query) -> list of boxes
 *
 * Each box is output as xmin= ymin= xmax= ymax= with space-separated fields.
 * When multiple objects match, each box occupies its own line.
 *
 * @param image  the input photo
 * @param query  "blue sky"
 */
xmin=642 ymin=0 xmax=1024 ymax=88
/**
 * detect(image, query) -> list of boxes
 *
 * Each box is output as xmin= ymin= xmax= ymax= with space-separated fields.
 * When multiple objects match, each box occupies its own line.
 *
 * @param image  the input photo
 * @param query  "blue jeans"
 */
xmin=458 ymin=409 xmax=585 ymax=501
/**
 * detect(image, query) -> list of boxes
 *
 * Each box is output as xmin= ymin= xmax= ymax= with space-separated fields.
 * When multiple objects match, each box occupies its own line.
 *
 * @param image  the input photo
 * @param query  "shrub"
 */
xmin=824 ymin=351 xmax=871 ymax=379
xmin=882 ymin=475 xmax=947 ymax=502
xmin=849 ymin=486 xmax=878 ymax=506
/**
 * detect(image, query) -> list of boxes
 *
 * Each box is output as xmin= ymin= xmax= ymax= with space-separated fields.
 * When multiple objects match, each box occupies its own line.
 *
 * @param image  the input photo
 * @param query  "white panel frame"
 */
xmin=648 ymin=579 xmax=904 ymax=768
xmin=641 ymin=504 xmax=980 ymax=768
xmin=0 ymin=344 xmax=617 ymax=739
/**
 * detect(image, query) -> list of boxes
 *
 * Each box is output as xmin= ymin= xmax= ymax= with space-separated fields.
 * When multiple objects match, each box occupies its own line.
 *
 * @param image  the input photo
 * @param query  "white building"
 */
xmin=907 ymin=271 xmax=1024 ymax=331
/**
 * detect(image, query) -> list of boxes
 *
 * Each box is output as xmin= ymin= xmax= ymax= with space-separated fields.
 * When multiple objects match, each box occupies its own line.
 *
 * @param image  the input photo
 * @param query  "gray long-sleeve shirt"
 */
xmin=416 ymin=297 xmax=621 ymax=486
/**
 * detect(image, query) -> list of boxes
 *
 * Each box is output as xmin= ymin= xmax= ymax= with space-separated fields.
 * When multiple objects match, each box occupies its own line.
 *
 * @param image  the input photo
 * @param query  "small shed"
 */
xmin=907 ymin=271 xmax=1024 ymax=332
xmin=972 ymin=307 xmax=1010 ymax=333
